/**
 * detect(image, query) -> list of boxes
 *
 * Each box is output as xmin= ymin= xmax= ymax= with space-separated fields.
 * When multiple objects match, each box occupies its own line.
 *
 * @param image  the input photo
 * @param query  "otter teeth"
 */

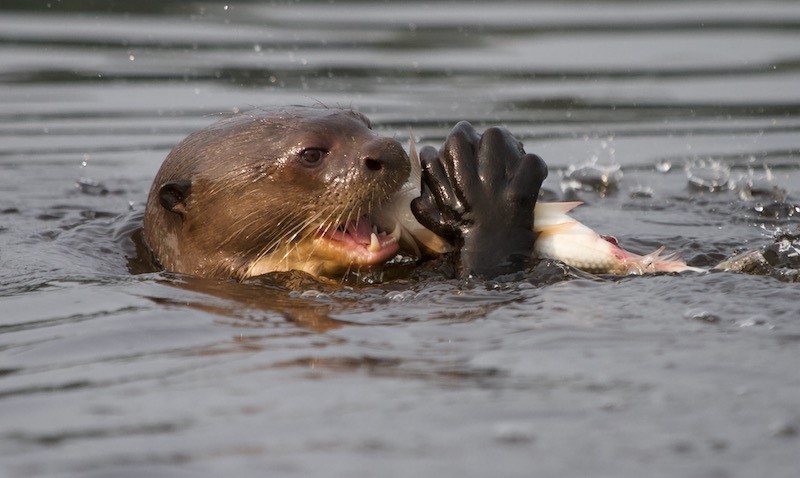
xmin=369 ymin=232 xmax=381 ymax=253
xmin=390 ymin=221 xmax=402 ymax=242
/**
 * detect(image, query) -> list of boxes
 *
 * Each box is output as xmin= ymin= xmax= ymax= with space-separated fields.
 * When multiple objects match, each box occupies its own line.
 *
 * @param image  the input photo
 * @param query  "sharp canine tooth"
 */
xmin=389 ymin=221 xmax=401 ymax=241
xmin=372 ymin=225 xmax=378 ymax=234
xmin=369 ymin=232 xmax=381 ymax=253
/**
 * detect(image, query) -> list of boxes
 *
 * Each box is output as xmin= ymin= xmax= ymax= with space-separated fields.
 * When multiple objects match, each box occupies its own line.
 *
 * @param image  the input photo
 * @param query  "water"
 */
xmin=2 ymin=1 xmax=800 ymax=477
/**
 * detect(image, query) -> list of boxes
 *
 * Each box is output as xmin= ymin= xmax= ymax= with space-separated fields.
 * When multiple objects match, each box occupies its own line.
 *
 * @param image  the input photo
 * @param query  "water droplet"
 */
xmin=223 ymin=4 xmax=229 ymax=10
xmin=684 ymin=309 xmax=720 ymax=323
xmin=563 ymin=162 xmax=622 ymax=195
xmin=128 ymin=54 xmax=135 ymax=61
xmin=755 ymin=202 xmax=799 ymax=219
xmin=387 ymin=290 xmax=414 ymax=301
xmin=686 ymin=159 xmax=730 ymax=193
xmin=734 ymin=165 xmax=786 ymax=201
xmin=655 ymin=159 xmax=672 ymax=173
xmin=76 ymin=178 xmax=109 ymax=196
xmin=736 ymin=317 xmax=768 ymax=327
xmin=629 ymin=186 xmax=654 ymax=199
xmin=253 ymin=44 xmax=262 ymax=53
xmin=300 ymin=289 xmax=330 ymax=300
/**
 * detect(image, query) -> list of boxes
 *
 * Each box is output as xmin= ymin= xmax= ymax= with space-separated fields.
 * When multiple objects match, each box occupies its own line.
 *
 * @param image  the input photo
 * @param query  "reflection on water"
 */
xmin=1 ymin=1 xmax=800 ymax=477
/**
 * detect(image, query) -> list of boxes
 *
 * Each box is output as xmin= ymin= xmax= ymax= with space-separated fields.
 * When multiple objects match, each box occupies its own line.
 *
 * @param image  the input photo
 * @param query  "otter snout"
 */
xmin=361 ymin=137 xmax=410 ymax=181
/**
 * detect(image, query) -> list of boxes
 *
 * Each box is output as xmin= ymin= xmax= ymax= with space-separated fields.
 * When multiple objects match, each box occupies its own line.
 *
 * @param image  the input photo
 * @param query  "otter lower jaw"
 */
xmin=246 ymin=215 xmax=401 ymax=279
xmin=321 ymin=216 xmax=401 ymax=263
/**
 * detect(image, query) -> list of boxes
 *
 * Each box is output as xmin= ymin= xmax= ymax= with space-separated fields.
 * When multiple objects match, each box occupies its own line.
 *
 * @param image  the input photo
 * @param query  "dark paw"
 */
xmin=412 ymin=122 xmax=547 ymax=278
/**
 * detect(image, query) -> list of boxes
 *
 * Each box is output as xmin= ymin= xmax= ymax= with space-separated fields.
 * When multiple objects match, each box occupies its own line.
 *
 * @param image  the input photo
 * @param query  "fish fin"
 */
xmin=536 ymin=221 xmax=578 ymax=238
xmin=410 ymin=227 xmax=453 ymax=255
xmin=534 ymin=202 xmax=584 ymax=231
xmin=535 ymin=201 xmax=583 ymax=215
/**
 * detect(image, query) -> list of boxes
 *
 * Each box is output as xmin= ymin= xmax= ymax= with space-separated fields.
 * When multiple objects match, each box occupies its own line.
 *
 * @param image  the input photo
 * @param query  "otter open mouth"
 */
xmin=320 ymin=216 xmax=401 ymax=265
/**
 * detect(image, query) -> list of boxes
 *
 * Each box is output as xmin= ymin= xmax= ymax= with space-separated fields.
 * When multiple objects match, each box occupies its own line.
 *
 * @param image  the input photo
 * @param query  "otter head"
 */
xmin=143 ymin=106 xmax=411 ymax=280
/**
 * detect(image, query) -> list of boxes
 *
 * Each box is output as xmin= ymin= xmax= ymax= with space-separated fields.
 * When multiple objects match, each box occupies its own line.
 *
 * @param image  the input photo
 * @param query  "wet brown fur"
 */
xmin=143 ymin=106 xmax=410 ymax=279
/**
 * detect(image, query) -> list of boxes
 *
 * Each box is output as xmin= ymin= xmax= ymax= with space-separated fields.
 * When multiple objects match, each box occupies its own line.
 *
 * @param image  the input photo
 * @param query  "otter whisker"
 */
xmin=248 ymin=208 xmax=321 ymax=259
xmin=223 ymin=208 xmax=308 ymax=250
xmin=299 ymin=202 xmax=349 ymax=258
xmin=250 ymin=202 xmax=341 ymax=271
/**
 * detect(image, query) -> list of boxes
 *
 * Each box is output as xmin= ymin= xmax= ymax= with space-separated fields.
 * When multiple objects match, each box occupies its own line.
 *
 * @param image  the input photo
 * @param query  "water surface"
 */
xmin=1 ymin=2 xmax=799 ymax=477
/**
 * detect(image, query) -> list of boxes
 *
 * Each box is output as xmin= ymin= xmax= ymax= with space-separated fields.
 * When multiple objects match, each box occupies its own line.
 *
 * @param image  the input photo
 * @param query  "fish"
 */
xmin=372 ymin=138 xmax=703 ymax=275
xmin=371 ymin=135 xmax=453 ymax=258
xmin=532 ymin=202 xmax=704 ymax=274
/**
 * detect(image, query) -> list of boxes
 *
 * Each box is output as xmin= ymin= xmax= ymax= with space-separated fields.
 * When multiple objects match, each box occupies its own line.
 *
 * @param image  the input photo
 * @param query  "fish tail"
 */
xmin=619 ymin=246 xmax=706 ymax=274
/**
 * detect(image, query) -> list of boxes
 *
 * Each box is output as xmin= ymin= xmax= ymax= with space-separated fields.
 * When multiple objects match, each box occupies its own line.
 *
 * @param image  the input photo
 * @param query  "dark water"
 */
xmin=2 ymin=2 xmax=800 ymax=477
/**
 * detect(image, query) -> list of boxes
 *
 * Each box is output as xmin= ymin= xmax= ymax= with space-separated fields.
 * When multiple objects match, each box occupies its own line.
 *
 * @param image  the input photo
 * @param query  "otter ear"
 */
xmin=159 ymin=180 xmax=192 ymax=216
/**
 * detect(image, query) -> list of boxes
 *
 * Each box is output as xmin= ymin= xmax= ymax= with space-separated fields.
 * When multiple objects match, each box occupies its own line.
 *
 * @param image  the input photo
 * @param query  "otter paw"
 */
xmin=411 ymin=121 xmax=547 ymax=278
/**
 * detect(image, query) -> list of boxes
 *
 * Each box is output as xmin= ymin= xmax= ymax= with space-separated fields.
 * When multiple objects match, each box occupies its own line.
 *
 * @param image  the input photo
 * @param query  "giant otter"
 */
xmin=143 ymin=106 xmax=548 ymax=280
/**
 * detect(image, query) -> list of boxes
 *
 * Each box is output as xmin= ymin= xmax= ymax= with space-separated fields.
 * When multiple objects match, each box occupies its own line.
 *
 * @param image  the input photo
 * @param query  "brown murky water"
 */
xmin=1 ymin=2 xmax=799 ymax=477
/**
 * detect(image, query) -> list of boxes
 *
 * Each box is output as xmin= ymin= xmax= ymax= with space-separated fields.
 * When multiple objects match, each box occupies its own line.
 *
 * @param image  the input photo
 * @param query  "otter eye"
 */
xmin=299 ymin=148 xmax=326 ymax=166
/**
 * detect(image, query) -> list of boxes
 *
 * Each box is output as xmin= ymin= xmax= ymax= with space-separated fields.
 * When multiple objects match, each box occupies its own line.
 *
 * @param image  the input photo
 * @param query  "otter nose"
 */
xmin=365 ymin=156 xmax=383 ymax=171
xmin=361 ymin=137 xmax=410 ymax=176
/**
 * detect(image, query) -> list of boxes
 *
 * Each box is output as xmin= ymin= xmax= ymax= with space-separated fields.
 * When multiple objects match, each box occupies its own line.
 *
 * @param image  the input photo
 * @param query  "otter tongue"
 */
xmin=345 ymin=219 xmax=375 ymax=245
